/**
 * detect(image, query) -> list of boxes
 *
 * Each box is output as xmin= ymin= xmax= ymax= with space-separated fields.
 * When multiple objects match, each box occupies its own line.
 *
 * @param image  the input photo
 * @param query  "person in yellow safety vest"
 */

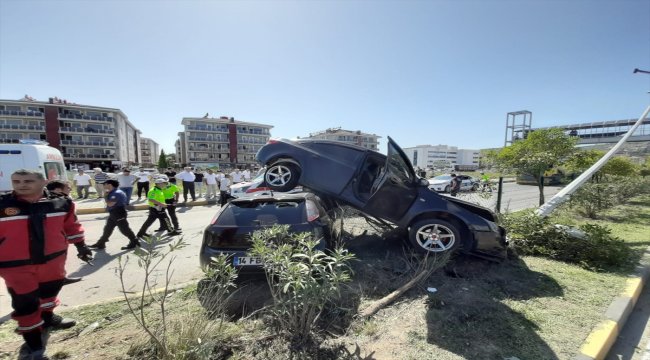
xmin=135 ymin=178 xmax=181 ymax=243
xmin=156 ymin=178 xmax=181 ymax=232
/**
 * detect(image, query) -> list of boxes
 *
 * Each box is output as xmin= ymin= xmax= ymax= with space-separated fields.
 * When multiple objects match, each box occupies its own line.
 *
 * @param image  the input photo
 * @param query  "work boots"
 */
xmin=42 ymin=313 xmax=76 ymax=330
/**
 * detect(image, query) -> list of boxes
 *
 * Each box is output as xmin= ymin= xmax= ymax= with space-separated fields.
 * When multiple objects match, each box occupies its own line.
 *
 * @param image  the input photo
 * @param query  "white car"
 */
xmin=230 ymin=172 xmax=304 ymax=198
xmin=427 ymin=174 xmax=479 ymax=193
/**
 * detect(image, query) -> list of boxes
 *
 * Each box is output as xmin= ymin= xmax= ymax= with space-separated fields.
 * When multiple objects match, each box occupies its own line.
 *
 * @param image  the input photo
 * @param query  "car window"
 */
xmin=217 ymin=200 xmax=305 ymax=226
xmin=386 ymin=140 xmax=415 ymax=184
xmin=433 ymin=175 xmax=452 ymax=180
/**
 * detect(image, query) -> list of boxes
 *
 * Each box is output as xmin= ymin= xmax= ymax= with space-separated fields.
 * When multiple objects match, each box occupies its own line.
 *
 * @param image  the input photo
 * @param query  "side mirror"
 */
xmin=419 ymin=178 xmax=429 ymax=187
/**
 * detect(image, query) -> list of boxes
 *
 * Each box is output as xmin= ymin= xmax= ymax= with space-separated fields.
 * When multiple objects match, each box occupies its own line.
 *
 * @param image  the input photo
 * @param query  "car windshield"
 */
xmin=216 ymin=200 xmax=304 ymax=226
xmin=433 ymin=175 xmax=452 ymax=180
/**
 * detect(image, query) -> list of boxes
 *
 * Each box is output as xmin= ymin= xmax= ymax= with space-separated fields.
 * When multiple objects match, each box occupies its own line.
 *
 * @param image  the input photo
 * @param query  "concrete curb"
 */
xmin=76 ymin=199 xmax=215 ymax=215
xmin=576 ymin=248 xmax=650 ymax=360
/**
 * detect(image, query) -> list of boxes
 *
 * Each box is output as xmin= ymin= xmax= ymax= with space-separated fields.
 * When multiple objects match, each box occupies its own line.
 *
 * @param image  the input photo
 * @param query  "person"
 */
xmin=164 ymin=167 xmax=177 ymax=184
xmin=88 ymin=179 xmax=140 ymax=250
xmin=242 ymin=168 xmax=251 ymax=182
xmin=92 ymin=168 xmax=109 ymax=199
xmin=156 ymin=178 xmax=181 ymax=232
xmin=203 ymin=169 xmax=219 ymax=200
xmin=116 ymin=168 xmax=137 ymax=205
xmin=193 ymin=168 xmax=204 ymax=198
xmin=480 ymin=172 xmax=492 ymax=192
xmin=219 ymin=174 xmax=231 ymax=207
xmin=176 ymin=167 xmax=196 ymax=202
xmin=230 ymin=169 xmax=243 ymax=184
xmin=136 ymin=178 xmax=182 ymax=239
xmin=450 ymin=173 xmax=461 ymax=197
xmin=73 ymin=169 xmax=92 ymax=199
xmin=0 ymin=169 xmax=93 ymax=360
xmin=135 ymin=169 xmax=151 ymax=201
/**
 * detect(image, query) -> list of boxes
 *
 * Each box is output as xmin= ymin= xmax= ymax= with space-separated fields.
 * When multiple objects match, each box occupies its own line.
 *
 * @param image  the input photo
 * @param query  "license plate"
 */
xmin=234 ymin=256 xmax=264 ymax=266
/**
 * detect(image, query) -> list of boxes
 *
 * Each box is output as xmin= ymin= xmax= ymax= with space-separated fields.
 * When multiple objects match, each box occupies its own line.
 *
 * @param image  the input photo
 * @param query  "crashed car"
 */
xmin=255 ymin=137 xmax=507 ymax=260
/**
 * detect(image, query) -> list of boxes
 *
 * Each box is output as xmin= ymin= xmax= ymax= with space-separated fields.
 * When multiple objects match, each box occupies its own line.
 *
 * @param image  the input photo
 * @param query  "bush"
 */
xmin=503 ymin=211 xmax=632 ymax=271
xmin=249 ymin=225 xmax=355 ymax=346
xmin=570 ymin=182 xmax=614 ymax=218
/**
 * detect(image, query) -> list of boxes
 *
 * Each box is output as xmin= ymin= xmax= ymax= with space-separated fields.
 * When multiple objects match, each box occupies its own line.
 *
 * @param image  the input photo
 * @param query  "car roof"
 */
xmin=229 ymin=191 xmax=313 ymax=204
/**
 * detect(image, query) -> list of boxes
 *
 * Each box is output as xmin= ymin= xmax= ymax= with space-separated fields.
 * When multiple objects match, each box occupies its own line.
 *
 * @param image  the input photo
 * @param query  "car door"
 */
xmin=362 ymin=137 xmax=418 ymax=222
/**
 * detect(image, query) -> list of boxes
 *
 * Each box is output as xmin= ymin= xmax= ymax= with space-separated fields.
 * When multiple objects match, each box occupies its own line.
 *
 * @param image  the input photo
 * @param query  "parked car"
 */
xmin=199 ymin=191 xmax=335 ymax=272
xmin=516 ymin=173 xmax=562 ymax=186
xmin=255 ymin=137 xmax=507 ymax=259
xmin=428 ymin=174 xmax=479 ymax=193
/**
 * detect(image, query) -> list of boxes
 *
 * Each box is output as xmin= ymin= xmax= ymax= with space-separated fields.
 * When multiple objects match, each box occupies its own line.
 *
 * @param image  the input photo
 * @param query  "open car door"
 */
xmin=361 ymin=137 xmax=418 ymax=222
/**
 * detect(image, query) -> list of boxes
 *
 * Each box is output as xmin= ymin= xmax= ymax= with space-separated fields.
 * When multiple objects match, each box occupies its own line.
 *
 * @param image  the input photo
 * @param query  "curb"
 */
xmin=576 ymin=247 xmax=650 ymax=360
xmin=76 ymin=199 xmax=215 ymax=215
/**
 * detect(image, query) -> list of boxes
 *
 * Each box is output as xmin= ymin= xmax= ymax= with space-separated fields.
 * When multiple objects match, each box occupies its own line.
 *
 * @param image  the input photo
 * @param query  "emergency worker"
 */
xmin=0 ymin=169 xmax=93 ymax=360
xmin=136 ymin=178 xmax=182 ymax=239
xmin=88 ymin=179 xmax=140 ymax=250
xmin=156 ymin=178 xmax=181 ymax=232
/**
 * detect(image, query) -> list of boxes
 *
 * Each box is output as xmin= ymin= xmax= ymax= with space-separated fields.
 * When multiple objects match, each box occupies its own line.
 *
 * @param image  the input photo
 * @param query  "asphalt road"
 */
xmin=0 ymin=183 xmax=563 ymax=320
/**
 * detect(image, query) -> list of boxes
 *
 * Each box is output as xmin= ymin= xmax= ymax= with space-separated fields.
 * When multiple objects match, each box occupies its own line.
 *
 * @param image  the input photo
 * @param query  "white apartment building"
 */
xmin=140 ymin=137 xmax=160 ymax=166
xmin=0 ymin=96 xmax=142 ymax=171
xmin=403 ymin=144 xmax=480 ymax=171
xmin=305 ymin=128 xmax=380 ymax=151
xmin=177 ymin=116 xmax=272 ymax=168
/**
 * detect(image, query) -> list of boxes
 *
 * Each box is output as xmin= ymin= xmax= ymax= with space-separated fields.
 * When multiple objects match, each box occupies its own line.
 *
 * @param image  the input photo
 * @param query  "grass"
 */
xmin=0 ymin=195 xmax=647 ymax=359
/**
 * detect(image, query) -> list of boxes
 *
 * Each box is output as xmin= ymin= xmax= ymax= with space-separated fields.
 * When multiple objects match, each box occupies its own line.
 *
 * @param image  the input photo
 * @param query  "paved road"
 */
xmin=0 ymin=183 xmax=564 ymax=320
xmin=608 ymin=284 xmax=650 ymax=360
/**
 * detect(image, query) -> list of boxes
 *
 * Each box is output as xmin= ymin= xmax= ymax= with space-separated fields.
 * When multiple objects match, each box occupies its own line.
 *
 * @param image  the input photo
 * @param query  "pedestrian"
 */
xmin=219 ymin=174 xmax=231 ymax=207
xmin=480 ymin=172 xmax=492 ymax=192
xmin=156 ymin=178 xmax=181 ymax=232
xmin=73 ymin=169 xmax=92 ymax=199
xmin=450 ymin=173 xmax=461 ymax=197
xmin=0 ymin=169 xmax=93 ymax=360
xmin=135 ymin=169 xmax=151 ymax=201
xmin=230 ymin=169 xmax=243 ymax=184
xmin=92 ymin=168 xmax=109 ymax=199
xmin=116 ymin=168 xmax=137 ymax=205
xmin=88 ymin=179 xmax=140 ymax=250
xmin=45 ymin=180 xmax=83 ymax=286
xmin=176 ymin=167 xmax=196 ymax=202
xmin=194 ymin=168 xmax=204 ymax=198
xmin=136 ymin=178 xmax=182 ymax=239
xmin=204 ymin=169 xmax=219 ymax=199
xmin=164 ymin=167 xmax=177 ymax=184
xmin=243 ymin=168 xmax=251 ymax=182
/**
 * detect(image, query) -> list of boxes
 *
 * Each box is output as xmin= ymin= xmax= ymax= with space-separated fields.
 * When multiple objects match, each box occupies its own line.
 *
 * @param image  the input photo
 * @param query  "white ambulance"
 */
xmin=0 ymin=141 xmax=67 ymax=192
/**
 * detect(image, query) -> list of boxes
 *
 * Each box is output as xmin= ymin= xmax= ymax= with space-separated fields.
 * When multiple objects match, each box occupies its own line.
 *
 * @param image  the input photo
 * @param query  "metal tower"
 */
xmin=504 ymin=110 xmax=532 ymax=147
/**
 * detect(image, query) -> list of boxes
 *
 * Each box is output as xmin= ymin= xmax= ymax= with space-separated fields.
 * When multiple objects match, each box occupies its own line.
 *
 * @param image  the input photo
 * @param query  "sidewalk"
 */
xmin=73 ymin=196 xmax=217 ymax=215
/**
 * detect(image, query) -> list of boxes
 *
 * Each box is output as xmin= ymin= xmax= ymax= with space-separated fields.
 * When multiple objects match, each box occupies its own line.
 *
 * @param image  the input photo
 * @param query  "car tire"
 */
xmin=265 ymin=161 xmax=301 ymax=192
xmin=472 ymin=183 xmax=479 ymax=191
xmin=444 ymin=185 xmax=450 ymax=193
xmin=408 ymin=219 xmax=461 ymax=255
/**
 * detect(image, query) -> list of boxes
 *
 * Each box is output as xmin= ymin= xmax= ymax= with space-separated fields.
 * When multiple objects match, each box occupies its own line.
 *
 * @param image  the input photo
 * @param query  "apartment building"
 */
xmin=403 ymin=144 xmax=480 ymax=171
xmin=140 ymin=137 xmax=160 ymax=166
xmin=0 ymin=96 xmax=141 ymax=170
xmin=306 ymin=128 xmax=380 ymax=151
xmin=177 ymin=116 xmax=273 ymax=169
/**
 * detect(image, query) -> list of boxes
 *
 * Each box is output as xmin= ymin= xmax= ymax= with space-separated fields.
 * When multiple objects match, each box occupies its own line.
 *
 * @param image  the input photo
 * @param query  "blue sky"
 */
xmin=1 ymin=0 xmax=648 ymax=154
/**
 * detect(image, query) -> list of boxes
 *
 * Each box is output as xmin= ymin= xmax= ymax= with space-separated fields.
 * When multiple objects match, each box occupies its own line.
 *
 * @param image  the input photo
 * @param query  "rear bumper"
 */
xmin=200 ymin=246 xmax=265 ymax=273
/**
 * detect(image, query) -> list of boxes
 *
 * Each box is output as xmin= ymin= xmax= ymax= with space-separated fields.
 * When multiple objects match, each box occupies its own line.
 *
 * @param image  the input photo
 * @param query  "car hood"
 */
xmin=445 ymin=196 xmax=497 ymax=222
xmin=428 ymin=179 xmax=450 ymax=185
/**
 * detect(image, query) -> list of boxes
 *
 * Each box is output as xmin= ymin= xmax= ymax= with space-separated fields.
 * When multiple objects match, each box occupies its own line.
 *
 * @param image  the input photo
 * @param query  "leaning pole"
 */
xmin=536 ymin=105 xmax=650 ymax=217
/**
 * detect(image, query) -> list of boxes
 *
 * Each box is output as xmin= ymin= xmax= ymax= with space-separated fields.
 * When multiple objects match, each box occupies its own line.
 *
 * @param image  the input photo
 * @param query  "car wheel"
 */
xmin=408 ymin=219 xmax=460 ymax=254
xmin=265 ymin=162 xmax=301 ymax=192
xmin=444 ymin=185 xmax=450 ymax=193
xmin=472 ymin=183 xmax=479 ymax=191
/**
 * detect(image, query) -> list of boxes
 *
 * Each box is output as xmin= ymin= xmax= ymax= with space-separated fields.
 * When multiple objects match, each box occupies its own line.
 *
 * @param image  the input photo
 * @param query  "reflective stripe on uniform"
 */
xmin=66 ymin=234 xmax=84 ymax=240
xmin=46 ymin=212 xmax=67 ymax=218
xmin=0 ymin=215 xmax=30 ymax=222
xmin=40 ymin=301 xmax=57 ymax=309
xmin=16 ymin=320 xmax=44 ymax=332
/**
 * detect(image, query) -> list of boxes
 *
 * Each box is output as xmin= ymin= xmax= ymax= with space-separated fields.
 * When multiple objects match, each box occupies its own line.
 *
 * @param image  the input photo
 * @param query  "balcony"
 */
xmin=186 ymin=125 xmax=228 ymax=132
xmin=187 ymin=137 xmax=228 ymax=142
xmin=62 ymin=153 xmax=115 ymax=159
xmin=0 ymin=138 xmax=21 ymax=143
xmin=59 ymin=127 xmax=115 ymax=135
xmin=0 ymin=110 xmax=44 ymax=117
xmin=57 ymin=113 xmax=114 ymax=122
xmin=0 ymin=124 xmax=46 ymax=131
xmin=60 ymin=140 xmax=116 ymax=147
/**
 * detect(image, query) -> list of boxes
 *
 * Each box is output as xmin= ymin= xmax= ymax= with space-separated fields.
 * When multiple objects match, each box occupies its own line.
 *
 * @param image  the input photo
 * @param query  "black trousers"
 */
xmin=158 ymin=199 xmax=179 ymax=230
xmin=138 ymin=207 xmax=173 ymax=236
xmin=98 ymin=207 xmax=137 ymax=244
xmin=137 ymin=182 xmax=150 ymax=198
xmin=183 ymin=181 xmax=196 ymax=201
xmin=220 ymin=190 xmax=234 ymax=206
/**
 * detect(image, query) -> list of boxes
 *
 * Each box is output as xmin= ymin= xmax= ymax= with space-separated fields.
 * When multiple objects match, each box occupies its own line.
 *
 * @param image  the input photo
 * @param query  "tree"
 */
xmin=641 ymin=156 xmax=650 ymax=178
xmin=496 ymin=128 xmax=577 ymax=205
xmin=601 ymin=156 xmax=639 ymax=177
xmin=158 ymin=149 xmax=168 ymax=169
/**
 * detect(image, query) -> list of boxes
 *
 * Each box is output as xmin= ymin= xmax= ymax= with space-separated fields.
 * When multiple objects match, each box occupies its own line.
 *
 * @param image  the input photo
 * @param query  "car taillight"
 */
xmin=246 ymin=186 xmax=270 ymax=193
xmin=267 ymin=139 xmax=279 ymax=144
xmin=209 ymin=212 xmax=220 ymax=225
xmin=306 ymin=200 xmax=319 ymax=222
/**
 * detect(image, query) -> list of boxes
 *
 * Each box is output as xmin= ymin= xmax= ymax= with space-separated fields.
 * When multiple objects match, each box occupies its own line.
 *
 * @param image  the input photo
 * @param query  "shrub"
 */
xmin=502 ymin=211 xmax=632 ymax=271
xmin=570 ymin=182 xmax=615 ymax=218
xmin=249 ymin=225 xmax=355 ymax=346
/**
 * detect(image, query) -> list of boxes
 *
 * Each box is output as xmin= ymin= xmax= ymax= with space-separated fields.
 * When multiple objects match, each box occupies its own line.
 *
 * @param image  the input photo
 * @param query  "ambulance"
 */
xmin=0 ymin=141 xmax=67 ymax=192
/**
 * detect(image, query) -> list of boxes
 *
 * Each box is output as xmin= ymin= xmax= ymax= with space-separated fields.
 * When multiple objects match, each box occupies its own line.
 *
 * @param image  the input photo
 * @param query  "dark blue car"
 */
xmin=256 ymin=137 xmax=507 ymax=259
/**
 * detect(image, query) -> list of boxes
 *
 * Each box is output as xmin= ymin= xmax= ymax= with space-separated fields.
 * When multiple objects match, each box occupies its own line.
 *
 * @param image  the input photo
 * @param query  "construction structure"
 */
xmin=504 ymin=110 xmax=532 ymax=147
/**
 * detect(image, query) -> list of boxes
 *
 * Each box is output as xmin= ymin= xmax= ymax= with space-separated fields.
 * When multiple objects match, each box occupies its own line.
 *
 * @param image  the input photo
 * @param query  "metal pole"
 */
xmin=496 ymin=177 xmax=503 ymax=213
